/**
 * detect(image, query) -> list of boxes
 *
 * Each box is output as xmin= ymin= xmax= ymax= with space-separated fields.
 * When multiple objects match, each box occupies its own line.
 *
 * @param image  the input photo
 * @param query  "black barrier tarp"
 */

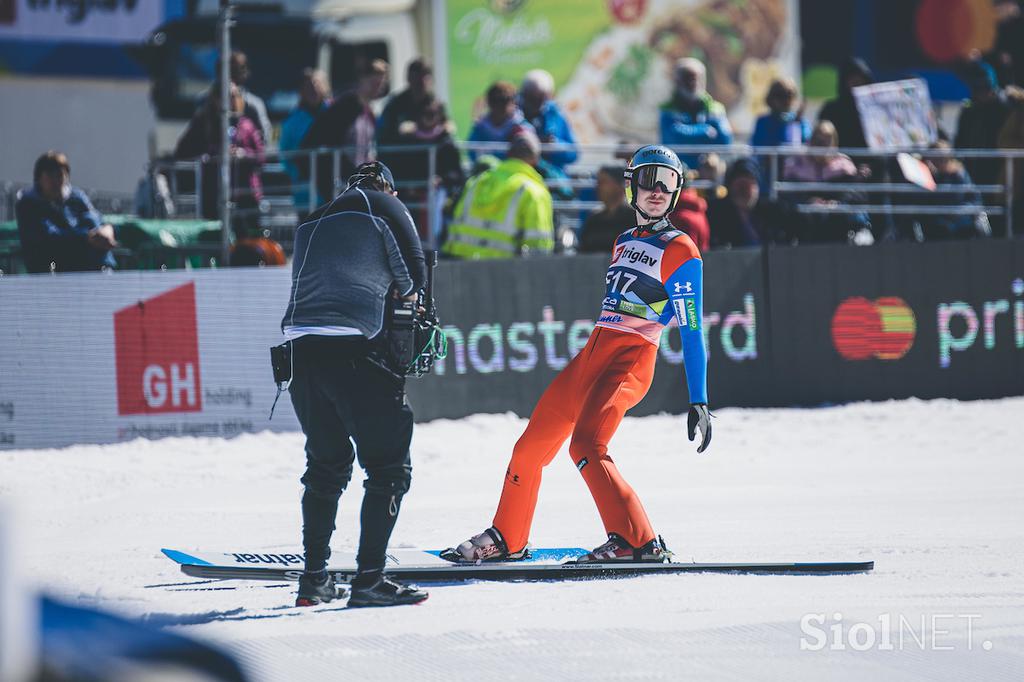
xmin=767 ymin=240 xmax=1024 ymax=405
xmin=407 ymin=249 xmax=771 ymax=420
xmin=409 ymin=241 xmax=1024 ymax=422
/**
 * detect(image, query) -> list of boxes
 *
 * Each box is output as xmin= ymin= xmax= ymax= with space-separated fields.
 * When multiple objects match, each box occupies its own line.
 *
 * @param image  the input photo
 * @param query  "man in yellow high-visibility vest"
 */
xmin=444 ymin=131 xmax=554 ymax=259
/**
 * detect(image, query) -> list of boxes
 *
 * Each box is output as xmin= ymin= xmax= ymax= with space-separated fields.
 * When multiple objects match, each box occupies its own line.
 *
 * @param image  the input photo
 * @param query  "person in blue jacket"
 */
xmin=467 ymin=81 xmax=535 ymax=161
xmin=750 ymin=77 xmax=810 ymax=192
xmin=659 ymin=58 xmax=733 ymax=168
xmin=520 ymin=69 xmax=579 ymax=171
xmin=15 ymin=151 xmax=117 ymax=273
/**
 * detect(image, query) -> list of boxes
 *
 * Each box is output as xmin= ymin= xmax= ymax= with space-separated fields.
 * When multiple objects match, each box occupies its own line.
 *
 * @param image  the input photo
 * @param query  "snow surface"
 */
xmin=3 ymin=398 xmax=1024 ymax=681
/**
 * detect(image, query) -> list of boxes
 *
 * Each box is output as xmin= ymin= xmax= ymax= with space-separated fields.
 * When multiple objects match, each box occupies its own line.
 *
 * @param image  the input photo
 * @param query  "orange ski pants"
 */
xmin=492 ymin=327 xmax=658 ymax=553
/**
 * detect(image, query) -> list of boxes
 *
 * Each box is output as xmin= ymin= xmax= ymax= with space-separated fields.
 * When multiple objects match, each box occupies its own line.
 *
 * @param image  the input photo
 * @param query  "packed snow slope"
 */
xmin=4 ymin=398 xmax=1024 ymax=681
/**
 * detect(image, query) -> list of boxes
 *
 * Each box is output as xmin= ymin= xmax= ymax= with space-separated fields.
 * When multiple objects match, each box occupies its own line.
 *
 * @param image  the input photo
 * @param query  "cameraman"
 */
xmin=281 ymin=161 xmax=428 ymax=608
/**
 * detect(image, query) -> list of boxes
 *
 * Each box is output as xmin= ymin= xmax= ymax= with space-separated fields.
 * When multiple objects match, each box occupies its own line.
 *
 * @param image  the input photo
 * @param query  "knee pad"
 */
xmin=301 ymin=464 xmax=353 ymax=499
xmin=363 ymin=464 xmax=411 ymax=498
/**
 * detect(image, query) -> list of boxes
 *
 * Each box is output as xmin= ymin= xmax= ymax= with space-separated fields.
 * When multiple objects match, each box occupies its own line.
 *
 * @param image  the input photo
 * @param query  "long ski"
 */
xmin=162 ymin=548 xmax=873 ymax=582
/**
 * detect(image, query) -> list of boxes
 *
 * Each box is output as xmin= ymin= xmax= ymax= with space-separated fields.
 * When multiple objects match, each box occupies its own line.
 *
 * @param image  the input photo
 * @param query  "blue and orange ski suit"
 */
xmin=492 ymin=219 xmax=709 ymax=552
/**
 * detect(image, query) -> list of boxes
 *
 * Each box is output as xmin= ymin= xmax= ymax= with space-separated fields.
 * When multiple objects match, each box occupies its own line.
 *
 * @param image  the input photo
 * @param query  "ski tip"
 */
xmin=161 ymin=548 xmax=213 ymax=566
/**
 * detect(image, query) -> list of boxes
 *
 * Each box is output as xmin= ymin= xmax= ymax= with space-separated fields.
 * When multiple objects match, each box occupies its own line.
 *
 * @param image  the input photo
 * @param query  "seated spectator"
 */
xmin=707 ymin=157 xmax=788 ymax=248
xmin=15 ymin=151 xmax=117 ymax=273
xmin=997 ymin=86 xmax=1024 ymax=236
xmin=659 ymin=58 xmax=733 ymax=167
xmin=668 ymin=184 xmax=710 ymax=254
xmin=695 ymin=152 xmax=727 ymax=201
xmin=955 ymin=59 xmax=1012 ymax=188
xmin=377 ymin=58 xmax=435 ymax=147
xmin=381 ymin=96 xmax=465 ymax=245
xmin=174 ymin=81 xmax=265 ymax=234
xmin=280 ymin=69 xmax=331 ymax=218
xmin=467 ymin=81 xmax=535 ymax=161
xmin=578 ymin=165 xmax=635 ymax=253
xmin=920 ymin=140 xmax=989 ymax=240
xmin=819 ymin=57 xmax=873 ymax=149
xmin=302 ymin=59 xmax=390 ymax=204
xmin=520 ymin=69 xmax=579 ymax=170
xmin=782 ymin=120 xmax=870 ymax=244
xmin=229 ymin=51 xmax=273 ymax=145
xmin=751 ymin=77 xmax=810 ymax=192
xmin=198 ymin=51 xmax=272 ymax=144
xmin=443 ymin=130 xmax=553 ymax=259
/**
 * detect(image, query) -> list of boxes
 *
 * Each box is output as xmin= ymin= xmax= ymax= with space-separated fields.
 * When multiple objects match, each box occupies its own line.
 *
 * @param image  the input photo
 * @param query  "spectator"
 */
xmin=819 ymin=57 xmax=873 ymax=149
xmin=519 ymin=69 xmax=579 ymax=170
xmin=229 ymin=51 xmax=273 ymax=145
xmin=783 ymin=120 xmax=871 ymax=244
xmin=377 ymin=58 xmax=435 ymax=147
xmin=997 ymin=85 xmax=1024 ymax=236
xmin=668 ymin=185 xmax=711 ymax=254
xmin=382 ymin=96 xmax=465 ymax=245
xmin=280 ymin=69 xmax=331 ymax=218
xmin=578 ymin=165 xmax=634 ymax=253
xmin=15 ymin=151 xmax=118 ymax=273
xmin=659 ymin=57 xmax=733 ymax=167
xmin=751 ymin=77 xmax=810 ymax=191
xmin=707 ymin=157 xmax=787 ymax=248
xmin=955 ymin=59 xmax=1013 ymax=188
xmin=302 ymin=59 xmax=390 ymax=204
xmin=443 ymin=130 xmax=554 ymax=259
xmin=174 ymin=81 xmax=265 ymax=233
xmin=467 ymin=81 xmax=535 ymax=161
xmin=920 ymin=140 xmax=989 ymax=240
xmin=695 ymin=152 xmax=727 ymax=201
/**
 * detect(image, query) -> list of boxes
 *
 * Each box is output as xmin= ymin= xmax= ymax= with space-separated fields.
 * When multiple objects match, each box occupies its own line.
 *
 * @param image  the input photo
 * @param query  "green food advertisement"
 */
xmin=446 ymin=0 xmax=800 ymax=144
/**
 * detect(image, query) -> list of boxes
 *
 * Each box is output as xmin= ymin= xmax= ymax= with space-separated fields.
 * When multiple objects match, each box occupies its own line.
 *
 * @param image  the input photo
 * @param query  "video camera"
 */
xmin=370 ymin=250 xmax=445 ymax=380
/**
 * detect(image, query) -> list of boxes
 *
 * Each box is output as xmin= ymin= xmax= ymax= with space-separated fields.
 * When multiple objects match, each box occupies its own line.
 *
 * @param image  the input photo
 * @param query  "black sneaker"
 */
xmin=295 ymin=571 xmax=347 ymax=607
xmin=575 ymin=534 xmax=672 ymax=563
xmin=348 ymin=572 xmax=429 ymax=608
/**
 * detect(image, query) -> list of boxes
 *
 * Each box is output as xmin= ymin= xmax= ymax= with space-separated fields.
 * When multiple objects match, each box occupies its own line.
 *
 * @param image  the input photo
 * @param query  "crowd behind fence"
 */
xmin=2 ymin=142 xmax=1022 ymax=274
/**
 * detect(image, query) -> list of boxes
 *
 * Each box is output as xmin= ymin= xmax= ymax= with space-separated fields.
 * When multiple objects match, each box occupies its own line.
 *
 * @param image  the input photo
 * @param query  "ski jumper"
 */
xmin=491 ymin=219 xmax=708 ymax=552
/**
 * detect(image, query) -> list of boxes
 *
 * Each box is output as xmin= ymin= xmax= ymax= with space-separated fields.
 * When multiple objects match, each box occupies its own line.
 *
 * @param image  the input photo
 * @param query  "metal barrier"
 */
xmin=4 ymin=142 xmax=1021 ymax=271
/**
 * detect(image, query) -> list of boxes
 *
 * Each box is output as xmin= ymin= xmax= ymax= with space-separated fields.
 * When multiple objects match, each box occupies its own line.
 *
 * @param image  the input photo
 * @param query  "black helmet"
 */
xmin=624 ymin=145 xmax=686 ymax=220
xmin=346 ymin=161 xmax=396 ymax=193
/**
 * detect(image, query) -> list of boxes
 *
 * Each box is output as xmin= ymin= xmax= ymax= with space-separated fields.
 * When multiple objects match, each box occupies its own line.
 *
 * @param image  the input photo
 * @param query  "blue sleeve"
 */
xmin=750 ymin=116 xmax=769 ymax=147
xmin=71 ymin=190 xmax=103 ymax=233
xmin=660 ymin=108 xmax=729 ymax=146
xmin=542 ymin=107 xmax=578 ymax=167
xmin=664 ymin=257 xmax=708 ymax=404
xmin=709 ymin=114 xmax=732 ymax=146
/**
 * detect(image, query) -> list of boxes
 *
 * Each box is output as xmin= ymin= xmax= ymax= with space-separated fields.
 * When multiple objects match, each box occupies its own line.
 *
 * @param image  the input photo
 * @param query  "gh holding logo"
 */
xmin=114 ymin=283 xmax=203 ymax=415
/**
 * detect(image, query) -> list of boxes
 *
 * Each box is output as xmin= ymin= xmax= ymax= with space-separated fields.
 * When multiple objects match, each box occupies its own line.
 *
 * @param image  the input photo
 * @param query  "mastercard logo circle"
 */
xmin=832 ymin=297 xmax=917 ymax=361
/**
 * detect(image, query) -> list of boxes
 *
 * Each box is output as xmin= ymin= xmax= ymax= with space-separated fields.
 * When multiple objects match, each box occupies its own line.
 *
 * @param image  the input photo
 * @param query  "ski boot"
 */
xmin=347 ymin=570 xmax=429 ymax=608
xmin=295 ymin=570 xmax=347 ymax=607
xmin=575 ymin=534 xmax=672 ymax=563
xmin=439 ymin=526 xmax=530 ymax=563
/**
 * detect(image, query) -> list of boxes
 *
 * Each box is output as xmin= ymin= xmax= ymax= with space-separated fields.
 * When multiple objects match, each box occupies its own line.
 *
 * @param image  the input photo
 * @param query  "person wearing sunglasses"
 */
xmin=444 ymin=144 xmax=712 ymax=564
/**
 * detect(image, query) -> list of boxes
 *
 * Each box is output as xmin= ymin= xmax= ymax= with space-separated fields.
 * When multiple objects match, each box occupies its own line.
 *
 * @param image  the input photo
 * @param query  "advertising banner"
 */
xmin=0 ymin=0 xmax=168 ymax=43
xmin=766 ymin=241 xmax=1024 ymax=405
xmin=445 ymin=0 xmax=801 ymax=142
xmin=2 ymin=241 xmax=1022 ymax=450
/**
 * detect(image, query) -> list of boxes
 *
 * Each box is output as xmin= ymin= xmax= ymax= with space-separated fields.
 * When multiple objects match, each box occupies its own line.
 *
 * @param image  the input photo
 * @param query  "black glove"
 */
xmin=687 ymin=403 xmax=712 ymax=453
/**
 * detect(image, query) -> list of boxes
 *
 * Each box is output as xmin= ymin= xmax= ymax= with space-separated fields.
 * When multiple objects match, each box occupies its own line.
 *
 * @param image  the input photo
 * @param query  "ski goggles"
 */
xmin=632 ymin=165 xmax=683 ymax=193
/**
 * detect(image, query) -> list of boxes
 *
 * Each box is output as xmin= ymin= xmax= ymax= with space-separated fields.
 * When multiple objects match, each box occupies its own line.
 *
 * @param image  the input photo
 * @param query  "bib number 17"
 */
xmin=606 ymin=269 xmax=637 ymax=295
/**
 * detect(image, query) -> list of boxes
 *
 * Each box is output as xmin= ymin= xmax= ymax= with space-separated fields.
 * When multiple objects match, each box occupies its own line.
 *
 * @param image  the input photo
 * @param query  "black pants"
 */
xmin=289 ymin=335 xmax=413 ymax=574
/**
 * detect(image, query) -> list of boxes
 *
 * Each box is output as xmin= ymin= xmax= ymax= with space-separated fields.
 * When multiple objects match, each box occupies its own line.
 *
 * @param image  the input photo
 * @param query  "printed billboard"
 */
xmin=0 ymin=0 xmax=168 ymax=43
xmin=445 ymin=0 xmax=801 ymax=142
xmin=1 ymin=240 xmax=1022 ymax=451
